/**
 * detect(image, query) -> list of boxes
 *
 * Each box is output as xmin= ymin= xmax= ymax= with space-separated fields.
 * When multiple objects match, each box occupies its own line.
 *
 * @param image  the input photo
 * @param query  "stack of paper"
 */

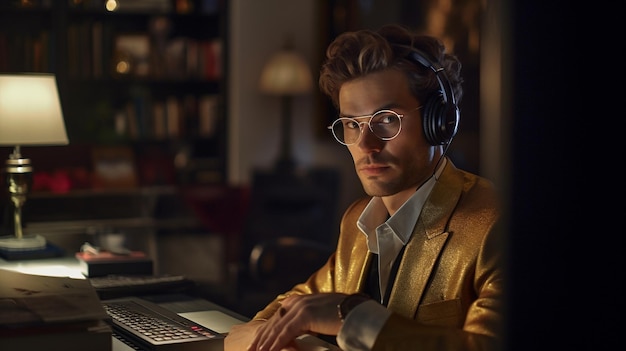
xmin=0 ymin=269 xmax=112 ymax=351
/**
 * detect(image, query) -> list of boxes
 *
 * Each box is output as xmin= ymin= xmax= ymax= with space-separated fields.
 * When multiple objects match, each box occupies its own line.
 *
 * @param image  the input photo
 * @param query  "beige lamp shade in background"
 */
xmin=0 ymin=73 xmax=69 ymax=253
xmin=259 ymin=50 xmax=313 ymax=96
xmin=0 ymin=74 xmax=68 ymax=145
xmin=258 ymin=48 xmax=313 ymax=171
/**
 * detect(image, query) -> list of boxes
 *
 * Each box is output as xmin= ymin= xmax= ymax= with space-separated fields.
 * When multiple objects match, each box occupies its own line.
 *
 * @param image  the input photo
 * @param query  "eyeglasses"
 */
xmin=327 ymin=106 xmax=422 ymax=145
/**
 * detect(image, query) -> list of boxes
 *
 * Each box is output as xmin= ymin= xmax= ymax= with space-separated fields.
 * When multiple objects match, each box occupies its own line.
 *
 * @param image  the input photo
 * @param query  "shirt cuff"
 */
xmin=337 ymin=299 xmax=391 ymax=350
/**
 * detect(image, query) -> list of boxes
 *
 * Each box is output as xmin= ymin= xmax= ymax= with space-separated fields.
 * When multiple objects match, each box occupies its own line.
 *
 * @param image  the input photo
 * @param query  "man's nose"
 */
xmin=356 ymin=125 xmax=383 ymax=152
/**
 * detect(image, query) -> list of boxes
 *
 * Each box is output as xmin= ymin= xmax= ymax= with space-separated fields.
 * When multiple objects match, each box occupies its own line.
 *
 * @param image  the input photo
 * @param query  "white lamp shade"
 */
xmin=259 ymin=50 xmax=313 ymax=96
xmin=0 ymin=74 xmax=69 ymax=146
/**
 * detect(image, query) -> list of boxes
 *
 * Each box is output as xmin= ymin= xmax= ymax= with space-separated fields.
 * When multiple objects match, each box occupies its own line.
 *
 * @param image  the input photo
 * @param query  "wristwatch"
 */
xmin=338 ymin=293 xmax=370 ymax=322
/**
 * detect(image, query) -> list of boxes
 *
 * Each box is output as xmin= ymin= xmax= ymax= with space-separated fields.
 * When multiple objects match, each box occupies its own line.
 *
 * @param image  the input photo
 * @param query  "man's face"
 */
xmin=338 ymin=69 xmax=439 ymax=198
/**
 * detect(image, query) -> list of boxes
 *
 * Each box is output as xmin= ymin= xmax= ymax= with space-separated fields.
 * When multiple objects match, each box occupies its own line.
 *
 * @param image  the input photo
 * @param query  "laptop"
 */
xmin=108 ymin=295 xmax=340 ymax=351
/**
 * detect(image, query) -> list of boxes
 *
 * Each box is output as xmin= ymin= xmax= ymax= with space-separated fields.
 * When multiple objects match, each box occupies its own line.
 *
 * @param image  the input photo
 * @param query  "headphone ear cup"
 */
xmin=422 ymin=93 xmax=445 ymax=145
xmin=422 ymin=92 xmax=459 ymax=145
xmin=442 ymin=102 xmax=460 ymax=144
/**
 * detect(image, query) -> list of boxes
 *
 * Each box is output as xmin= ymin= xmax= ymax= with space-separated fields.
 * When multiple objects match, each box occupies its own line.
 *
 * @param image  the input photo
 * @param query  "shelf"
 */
xmin=25 ymin=217 xmax=202 ymax=236
xmin=29 ymin=185 xmax=179 ymax=199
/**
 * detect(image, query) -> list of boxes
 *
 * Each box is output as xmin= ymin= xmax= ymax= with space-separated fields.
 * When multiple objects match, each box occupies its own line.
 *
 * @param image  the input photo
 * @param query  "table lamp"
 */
xmin=259 ymin=44 xmax=313 ymax=171
xmin=0 ymin=73 xmax=69 ymax=254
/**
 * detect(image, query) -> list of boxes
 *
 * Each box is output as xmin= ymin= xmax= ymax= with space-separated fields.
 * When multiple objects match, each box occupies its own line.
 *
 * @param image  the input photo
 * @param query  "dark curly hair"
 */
xmin=319 ymin=24 xmax=463 ymax=110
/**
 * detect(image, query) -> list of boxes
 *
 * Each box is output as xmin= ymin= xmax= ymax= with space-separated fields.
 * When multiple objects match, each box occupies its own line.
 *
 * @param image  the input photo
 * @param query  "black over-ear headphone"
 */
xmin=401 ymin=46 xmax=460 ymax=145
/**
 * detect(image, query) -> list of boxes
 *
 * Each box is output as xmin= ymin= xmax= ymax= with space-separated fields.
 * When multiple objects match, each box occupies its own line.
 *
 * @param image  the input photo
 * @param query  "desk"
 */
xmin=0 ymin=256 xmax=339 ymax=351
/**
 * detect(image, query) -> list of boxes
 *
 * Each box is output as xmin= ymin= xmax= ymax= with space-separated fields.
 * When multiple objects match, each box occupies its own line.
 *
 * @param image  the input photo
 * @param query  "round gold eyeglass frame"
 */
xmin=327 ymin=106 xmax=422 ymax=146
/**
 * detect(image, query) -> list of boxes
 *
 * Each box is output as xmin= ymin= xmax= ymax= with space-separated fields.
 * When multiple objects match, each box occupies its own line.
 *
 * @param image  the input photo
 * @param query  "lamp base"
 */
xmin=0 ymin=235 xmax=64 ymax=261
xmin=0 ymin=234 xmax=47 ymax=250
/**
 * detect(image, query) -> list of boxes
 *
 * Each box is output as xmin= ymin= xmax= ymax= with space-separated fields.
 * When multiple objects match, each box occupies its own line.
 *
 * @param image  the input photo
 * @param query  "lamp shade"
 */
xmin=0 ymin=73 xmax=68 ymax=146
xmin=259 ymin=50 xmax=313 ymax=96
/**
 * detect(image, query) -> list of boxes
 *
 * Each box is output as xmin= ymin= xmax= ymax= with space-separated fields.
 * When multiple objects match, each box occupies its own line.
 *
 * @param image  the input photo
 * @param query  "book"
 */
xmin=0 ymin=269 xmax=112 ymax=351
xmin=75 ymin=251 xmax=153 ymax=277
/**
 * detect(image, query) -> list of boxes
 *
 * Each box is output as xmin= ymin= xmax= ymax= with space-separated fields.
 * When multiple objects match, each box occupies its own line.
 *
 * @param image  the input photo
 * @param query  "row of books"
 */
xmin=68 ymin=21 xmax=222 ymax=80
xmin=115 ymin=94 xmax=221 ymax=140
xmin=0 ymin=22 xmax=222 ymax=81
xmin=0 ymin=31 xmax=54 ymax=73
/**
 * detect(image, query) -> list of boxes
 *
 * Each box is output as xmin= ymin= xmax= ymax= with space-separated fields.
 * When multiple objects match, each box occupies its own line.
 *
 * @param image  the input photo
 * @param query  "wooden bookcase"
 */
xmin=0 ymin=0 xmax=229 ymax=185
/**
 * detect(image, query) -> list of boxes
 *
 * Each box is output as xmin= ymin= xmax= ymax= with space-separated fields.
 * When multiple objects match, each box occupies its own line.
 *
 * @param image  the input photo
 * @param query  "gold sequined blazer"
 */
xmin=253 ymin=160 xmax=504 ymax=350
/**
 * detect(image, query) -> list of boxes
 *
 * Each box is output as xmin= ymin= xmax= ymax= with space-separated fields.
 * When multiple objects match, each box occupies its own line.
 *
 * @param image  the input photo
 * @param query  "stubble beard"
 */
xmin=359 ymin=173 xmax=404 ymax=197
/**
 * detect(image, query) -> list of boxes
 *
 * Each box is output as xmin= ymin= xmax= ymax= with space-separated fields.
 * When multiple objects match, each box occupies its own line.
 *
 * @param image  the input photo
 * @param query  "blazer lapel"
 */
xmin=386 ymin=164 xmax=463 ymax=318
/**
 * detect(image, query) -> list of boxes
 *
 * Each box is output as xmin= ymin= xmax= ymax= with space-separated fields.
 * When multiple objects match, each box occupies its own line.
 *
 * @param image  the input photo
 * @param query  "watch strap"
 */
xmin=337 ymin=293 xmax=370 ymax=322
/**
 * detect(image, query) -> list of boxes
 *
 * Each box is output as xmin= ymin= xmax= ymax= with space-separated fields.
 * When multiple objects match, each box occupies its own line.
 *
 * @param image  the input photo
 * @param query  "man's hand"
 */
xmin=224 ymin=319 xmax=266 ymax=351
xmin=246 ymin=293 xmax=347 ymax=351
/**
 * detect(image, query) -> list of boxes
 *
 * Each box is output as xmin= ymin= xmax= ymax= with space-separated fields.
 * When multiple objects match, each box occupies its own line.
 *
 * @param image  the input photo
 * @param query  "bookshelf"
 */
xmin=0 ymin=0 xmax=229 ymax=185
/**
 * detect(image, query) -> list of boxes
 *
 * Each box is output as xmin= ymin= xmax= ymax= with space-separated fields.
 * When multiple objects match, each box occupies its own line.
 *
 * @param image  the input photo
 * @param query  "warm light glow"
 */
xmin=116 ymin=60 xmax=131 ymax=75
xmin=259 ymin=50 xmax=313 ymax=96
xmin=0 ymin=74 xmax=69 ymax=146
xmin=105 ymin=0 xmax=118 ymax=12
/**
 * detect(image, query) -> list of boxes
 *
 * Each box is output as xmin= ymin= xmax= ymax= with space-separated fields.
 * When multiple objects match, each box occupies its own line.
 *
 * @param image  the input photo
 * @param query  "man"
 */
xmin=225 ymin=24 xmax=504 ymax=351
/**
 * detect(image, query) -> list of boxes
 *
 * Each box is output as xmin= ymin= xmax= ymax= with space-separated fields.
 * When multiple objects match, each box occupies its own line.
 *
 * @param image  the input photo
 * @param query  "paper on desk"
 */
xmin=178 ymin=310 xmax=246 ymax=334
xmin=6 ymin=264 xmax=85 ymax=279
xmin=0 ymin=268 xmax=109 ymax=327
